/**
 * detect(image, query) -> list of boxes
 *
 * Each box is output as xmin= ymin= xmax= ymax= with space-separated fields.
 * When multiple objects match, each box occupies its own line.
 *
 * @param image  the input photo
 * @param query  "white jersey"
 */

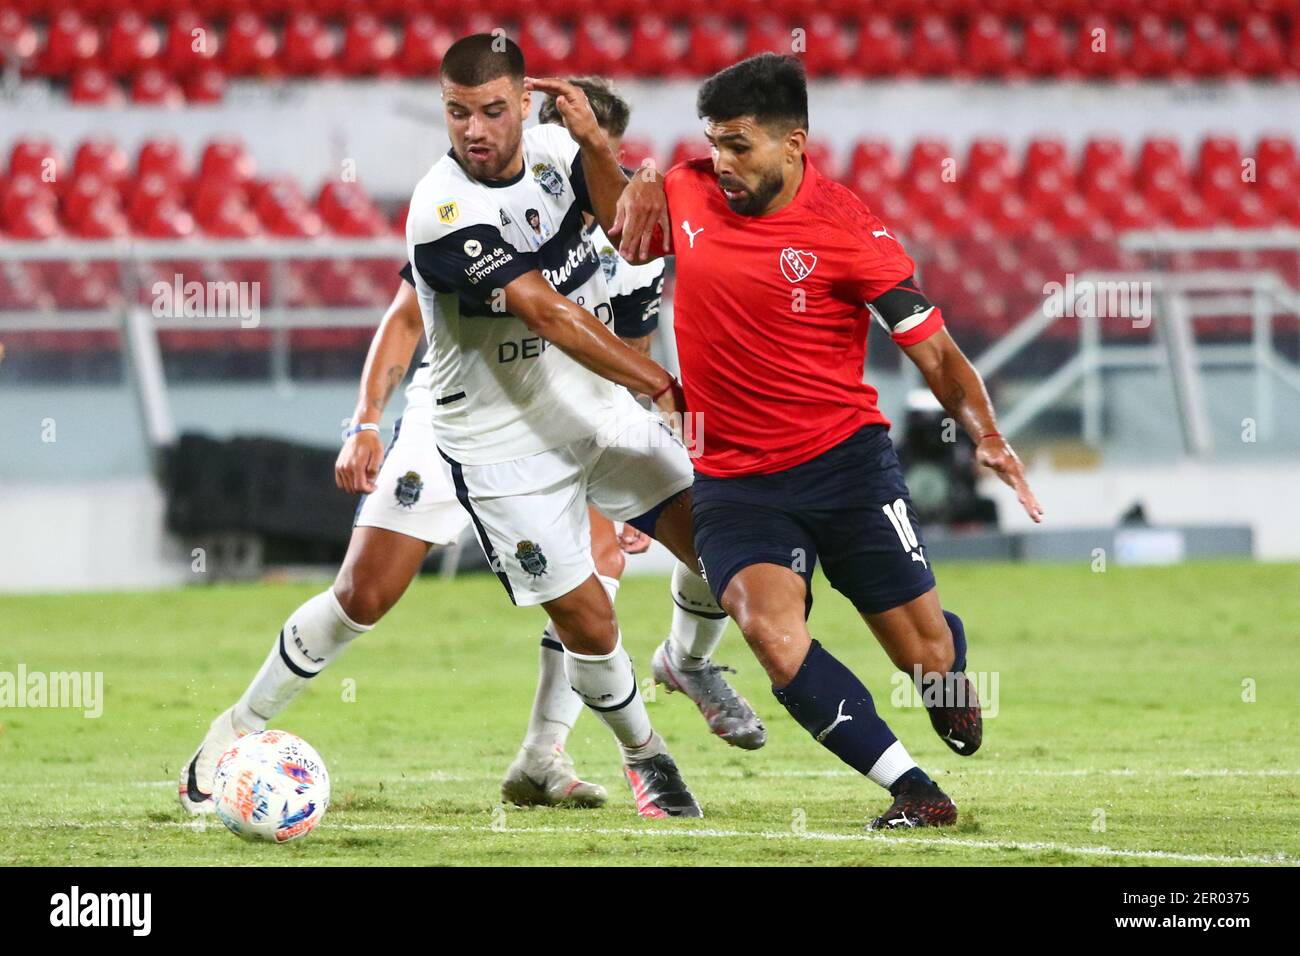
xmin=587 ymin=223 xmax=665 ymax=339
xmin=405 ymin=124 xmax=619 ymax=465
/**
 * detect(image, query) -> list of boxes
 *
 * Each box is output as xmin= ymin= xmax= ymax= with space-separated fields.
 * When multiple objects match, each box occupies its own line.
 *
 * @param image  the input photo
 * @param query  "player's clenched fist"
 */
xmin=976 ymin=435 xmax=1044 ymax=523
xmin=611 ymin=170 xmax=670 ymax=264
xmin=335 ymin=429 xmax=384 ymax=495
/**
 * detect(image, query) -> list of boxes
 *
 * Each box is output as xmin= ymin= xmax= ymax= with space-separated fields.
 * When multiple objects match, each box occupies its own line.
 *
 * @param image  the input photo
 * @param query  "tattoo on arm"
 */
xmin=379 ymin=364 xmax=406 ymax=409
xmin=943 ymin=381 xmax=966 ymax=414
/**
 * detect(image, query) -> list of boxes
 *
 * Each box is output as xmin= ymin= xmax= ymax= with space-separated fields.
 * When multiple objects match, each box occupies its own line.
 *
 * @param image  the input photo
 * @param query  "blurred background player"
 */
xmin=537 ymin=77 xmax=753 ymax=729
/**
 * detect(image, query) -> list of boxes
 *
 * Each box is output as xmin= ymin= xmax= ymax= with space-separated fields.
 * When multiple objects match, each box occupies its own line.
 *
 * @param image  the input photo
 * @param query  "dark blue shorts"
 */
xmin=691 ymin=425 xmax=936 ymax=617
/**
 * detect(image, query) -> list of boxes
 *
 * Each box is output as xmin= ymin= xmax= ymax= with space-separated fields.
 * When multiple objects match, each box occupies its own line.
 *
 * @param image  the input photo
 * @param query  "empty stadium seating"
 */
xmin=0 ymin=6 xmax=1298 ymax=103
xmin=2 ymin=130 xmax=1297 ymax=352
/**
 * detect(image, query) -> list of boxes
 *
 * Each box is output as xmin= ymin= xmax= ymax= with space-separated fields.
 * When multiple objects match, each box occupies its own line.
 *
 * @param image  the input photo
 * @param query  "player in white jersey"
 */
xmin=176 ymin=53 xmax=761 ymax=820
xmin=400 ymin=35 xmax=734 ymax=817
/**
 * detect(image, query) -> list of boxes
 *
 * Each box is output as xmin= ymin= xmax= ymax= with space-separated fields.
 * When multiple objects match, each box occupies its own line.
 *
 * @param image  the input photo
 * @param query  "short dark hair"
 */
xmin=440 ymin=33 xmax=525 ymax=87
xmin=696 ymin=54 xmax=808 ymax=134
xmin=538 ymin=76 xmax=631 ymax=138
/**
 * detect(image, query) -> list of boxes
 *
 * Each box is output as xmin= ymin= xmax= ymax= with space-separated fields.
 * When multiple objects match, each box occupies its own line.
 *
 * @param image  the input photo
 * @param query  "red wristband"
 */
xmin=651 ymin=379 xmax=675 ymax=402
xmin=980 ymin=432 xmax=1002 ymax=441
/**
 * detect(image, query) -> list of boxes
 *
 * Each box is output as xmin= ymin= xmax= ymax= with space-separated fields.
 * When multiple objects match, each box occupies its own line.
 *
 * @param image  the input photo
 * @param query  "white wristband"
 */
xmin=342 ymin=422 xmax=381 ymax=442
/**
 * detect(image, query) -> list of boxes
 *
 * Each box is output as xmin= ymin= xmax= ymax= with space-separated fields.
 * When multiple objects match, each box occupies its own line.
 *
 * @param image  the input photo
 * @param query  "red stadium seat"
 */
xmin=1024 ymin=138 xmax=1072 ymax=179
xmin=904 ymin=138 xmax=952 ymax=182
xmin=317 ymin=180 xmax=387 ymax=236
xmin=743 ymin=16 xmax=793 ymax=62
xmin=1022 ymin=16 xmax=1069 ymax=78
xmin=39 ymin=10 xmax=100 ymax=79
xmin=518 ymin=17 xmax=573 ymax=77
xmin=855 ymin=15 xmax=906 ymax=78
xmin=1236 ymin=14 xmax=1286 ymax=77
xmin=1229 ymin=192 xmax=1277 ymax=228
xmin=281 ymin=13 xmax=339 ymax=77
xmin=186 ymin=66 xmax=227 ymax=103
xmin=341 ymin=13 xmax=398 ymax=77
xmin=963 ymin=14 xmax=1016 ymax=78
xmin=0 ymin=9 xmax=38 ymax=67
xmin=1130 ymin=15 xmax=1180 ymax=79
xmin=137 ymin=137 xmax=192 ymax=191
xmin=394 ymin=15 xmax=454 ymax=78
xmin=73 ymin=138 xmax=130 ymax=190
xmin=572 ymin=16 xmax=630 ymax=76
xmin=1072 ymin=16 xmax=1120 ymax=79
xmin=131 ymin=66 xmax=186 ymax=106
xmin=967 ymin=137 xmax=1015 ymax=180
xmin=910 ymin=15 xmax=960 ymax=77
xmin=104 ymin=11 xmax=161 ymax=77
xmin=848 ymin=139 xmax=900 ymax=180
xmin=254 ymin=177 xmax=323 ymax=237
xmin=1137 ymin=137 xmax=1187 ymax=183
xmin=626 ymin=16 xmax=681 ymax=78
xmin=223 ymin=11 xmax=279 ymax=77
xmin=802 ymin=14 xmax=855 ymax=78
xmin=192 ymin=180 xmax=260 ymax=238
xmin=1184 ymin=14 xmax=1234 ymax=78
xmin=2 ymin=175 xmax=60 ymax=239
xmin=198 ymin=138 xmax=256 ymax=189
xmin=1197 ymin=135 xmax=1242 ymax=182
xmin=127 ymin=172 xmax=184 ymax=231
xmin=163 ymin=12 xmax=220 ymax=79
xmin=1081 ymin=137 xmax=1129 ymax=180
xmin=70 ymin=67 xmax=125 ymax=105
xmin=8 ymin=138 xmax=64 ymax=186
xmin=683 ymin=16 xmax=742 ymax=77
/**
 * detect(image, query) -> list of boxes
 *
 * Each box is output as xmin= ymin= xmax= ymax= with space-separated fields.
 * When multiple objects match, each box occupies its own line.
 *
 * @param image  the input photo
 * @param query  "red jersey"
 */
xmin=665 ymin=155 xmax=944 ymax=478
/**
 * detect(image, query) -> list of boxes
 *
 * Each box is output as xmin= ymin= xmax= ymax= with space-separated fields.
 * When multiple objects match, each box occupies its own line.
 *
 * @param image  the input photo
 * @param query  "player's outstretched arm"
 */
xmin=336 ymin=280 xmax=425 ymax=495
xmin=524 ymin=76 xmax=629 ymax=240
xmin=902 ymin=327 xmax=1044 ymax=523
xmin=503 ymin=270 xmax=684 ymax=418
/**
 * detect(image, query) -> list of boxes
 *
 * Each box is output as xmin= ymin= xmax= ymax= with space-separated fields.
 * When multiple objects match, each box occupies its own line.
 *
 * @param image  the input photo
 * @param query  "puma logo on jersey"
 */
xmin=681 ymin=221 xmax=703 ymax=248
xmin=872 ymin=227 xmax=894 ymax=240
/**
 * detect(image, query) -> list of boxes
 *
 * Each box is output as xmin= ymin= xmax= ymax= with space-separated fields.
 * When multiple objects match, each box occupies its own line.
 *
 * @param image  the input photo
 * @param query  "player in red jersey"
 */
xmin=608 ymin=54 xmax=1043 ymax=829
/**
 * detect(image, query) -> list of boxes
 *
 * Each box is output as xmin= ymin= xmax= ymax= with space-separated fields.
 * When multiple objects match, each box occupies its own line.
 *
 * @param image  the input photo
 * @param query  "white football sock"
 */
xmin=564 ymin=634 xmax=660 ymax=762
xmin=232 ymin=589 xmax=371 ymax=734
xmin=667 ymin=560 xmax=728 ymax=671
xmin=523 ymin=575 xmax=619 ymax=754
xmin=867 ymin=740 xmax=919 ymax=790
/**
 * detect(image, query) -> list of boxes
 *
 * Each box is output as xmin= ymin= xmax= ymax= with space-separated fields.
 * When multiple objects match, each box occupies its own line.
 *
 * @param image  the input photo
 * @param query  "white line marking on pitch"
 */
xmin=2 ymin=767 xmax=1298 ymax=790
xmin=4 ymin=819 xmax=1291 ymax=866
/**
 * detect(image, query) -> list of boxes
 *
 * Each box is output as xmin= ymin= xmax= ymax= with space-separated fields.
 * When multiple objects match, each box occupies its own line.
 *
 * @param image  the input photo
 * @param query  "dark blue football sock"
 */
xmin=772 ymin=639 xmax=904 ymax=783
xmin=944 ymin=610 xmax=967 ymax=673
xmin=889 ymin=766 xmax=934 ymax=795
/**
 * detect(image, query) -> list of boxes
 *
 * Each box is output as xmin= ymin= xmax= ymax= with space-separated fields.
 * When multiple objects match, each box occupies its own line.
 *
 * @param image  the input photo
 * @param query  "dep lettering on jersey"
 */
xmin=664 ymin=155 xmax=946 ymax=478
xmin=406 ymin=123 xmax=619 ymax=466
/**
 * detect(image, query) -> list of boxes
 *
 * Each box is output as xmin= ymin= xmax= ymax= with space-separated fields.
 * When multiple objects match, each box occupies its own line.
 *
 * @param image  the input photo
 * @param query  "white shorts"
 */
xmin=442 ymin=394 xmax=694 ymax=606
xmin=354 ymin=409 xmax=470 ymax=546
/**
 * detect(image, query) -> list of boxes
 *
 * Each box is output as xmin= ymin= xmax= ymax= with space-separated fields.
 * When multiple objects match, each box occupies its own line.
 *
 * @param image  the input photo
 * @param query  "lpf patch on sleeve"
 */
xmin=437 ymin=200 xmax=459 ymax=225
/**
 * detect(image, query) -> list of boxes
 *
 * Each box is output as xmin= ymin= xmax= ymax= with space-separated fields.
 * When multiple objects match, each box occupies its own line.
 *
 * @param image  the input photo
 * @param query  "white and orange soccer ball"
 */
xmin=211 ymin=730 xmax=330 ymax=843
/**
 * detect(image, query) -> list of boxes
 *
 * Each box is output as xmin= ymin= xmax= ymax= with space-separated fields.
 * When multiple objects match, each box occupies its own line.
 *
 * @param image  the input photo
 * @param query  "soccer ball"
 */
xmin=211 ymin=730 xmax=330 ymax=843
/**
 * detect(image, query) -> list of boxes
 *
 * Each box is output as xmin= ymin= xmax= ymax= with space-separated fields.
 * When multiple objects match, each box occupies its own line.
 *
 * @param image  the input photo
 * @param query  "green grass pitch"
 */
xmin=1 ymin=560 xmax=1297 ymax=866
